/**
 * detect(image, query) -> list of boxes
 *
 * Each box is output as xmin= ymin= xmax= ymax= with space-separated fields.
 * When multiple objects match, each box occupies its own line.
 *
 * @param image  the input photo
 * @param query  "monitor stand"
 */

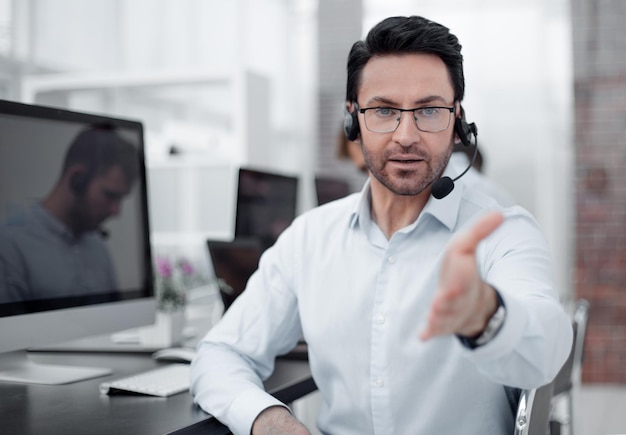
xmin=0 ymin=350 xmax=112 ymax=385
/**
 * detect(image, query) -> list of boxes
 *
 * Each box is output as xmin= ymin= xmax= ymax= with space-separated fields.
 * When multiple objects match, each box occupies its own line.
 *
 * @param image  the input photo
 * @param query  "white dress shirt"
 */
xmin=191 ymin=171 xmax=573 ymax=435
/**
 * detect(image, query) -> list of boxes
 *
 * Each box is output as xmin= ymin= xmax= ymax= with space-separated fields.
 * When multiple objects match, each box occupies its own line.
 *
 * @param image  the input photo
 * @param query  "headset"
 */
xmin=343 ymin=103 xmax=478 ymax=199
xmin=343 ymin=105 xmax=360 ymax=142
xmin=432 ymin=106 xmax=478 ymax=198
xmin=70 ymin=170 xmax=92 ymax=195
xmin=344 ymin=102 xmax=475 ymax=147
xmin=453 ymin=106 xmax=477 ymax=148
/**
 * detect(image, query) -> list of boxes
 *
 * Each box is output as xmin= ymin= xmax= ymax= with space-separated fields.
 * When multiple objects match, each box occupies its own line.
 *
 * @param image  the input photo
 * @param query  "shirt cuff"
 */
xmin=226 ymin=388 xmax=289 ymax=435
xmin=459 ymin=289 xmax=527 ymax=360
xmin=457 ymin=288 xmax=506 ymax=349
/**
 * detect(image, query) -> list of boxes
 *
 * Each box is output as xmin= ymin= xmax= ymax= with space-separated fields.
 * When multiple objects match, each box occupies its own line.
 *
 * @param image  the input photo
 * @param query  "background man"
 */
xmin=0 ymin=124 xmax=139 ymax=302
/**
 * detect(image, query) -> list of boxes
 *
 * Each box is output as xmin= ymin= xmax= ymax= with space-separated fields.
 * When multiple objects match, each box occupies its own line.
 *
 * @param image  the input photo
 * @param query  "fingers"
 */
xmin=420 ymin=290 xmax=467 ymax=340
xmin=450 ymin=211 xmax=504 ymax=255
xmin=420 ymin=211 xmax=504 ymax=341
xmin=420 ymin=296 xmax=457 ymax=340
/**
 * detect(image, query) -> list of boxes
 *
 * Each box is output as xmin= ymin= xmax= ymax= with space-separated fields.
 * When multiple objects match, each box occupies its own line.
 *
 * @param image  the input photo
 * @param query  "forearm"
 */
xmin=190 ymin=342 xmax=284 ymax=435
xmin=251 ymin=406 xmax=310 ymax=435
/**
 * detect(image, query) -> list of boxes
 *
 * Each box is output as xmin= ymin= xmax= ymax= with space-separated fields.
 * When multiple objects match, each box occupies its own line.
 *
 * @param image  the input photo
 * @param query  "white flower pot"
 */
xmin=139 ymin=310 xmax=186 ymax=348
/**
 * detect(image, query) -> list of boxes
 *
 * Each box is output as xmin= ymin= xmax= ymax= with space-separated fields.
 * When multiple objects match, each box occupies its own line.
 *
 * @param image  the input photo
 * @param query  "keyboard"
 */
xmin=99 ymin=363 xmax=190 ymax=397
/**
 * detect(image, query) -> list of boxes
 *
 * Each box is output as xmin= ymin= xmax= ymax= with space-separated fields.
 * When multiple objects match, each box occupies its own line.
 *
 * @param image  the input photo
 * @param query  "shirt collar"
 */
xmin=420 ymin=160 xmax=465 ymax=231
xmin=348 ymin=163 xmax=464 ymax=234
xmin=348 ymin=179 xmax=371 ymax=231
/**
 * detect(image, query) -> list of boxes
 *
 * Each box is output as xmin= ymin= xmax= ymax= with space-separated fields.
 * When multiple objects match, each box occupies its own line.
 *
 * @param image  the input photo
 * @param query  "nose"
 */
xmin=392 ymin=111 xmax=421 ymax=147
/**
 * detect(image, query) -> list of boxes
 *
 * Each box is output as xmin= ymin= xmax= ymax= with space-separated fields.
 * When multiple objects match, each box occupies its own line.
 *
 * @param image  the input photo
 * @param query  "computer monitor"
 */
xmin=206 ymin=237 xmax=263 ymax=312
xmin=315 ymin=175 xmax=352 ymax=206
xmin=0 ymin=99 xmax=154 ymax=385
xmin=234 ymin=167 xmax=299 ymax=250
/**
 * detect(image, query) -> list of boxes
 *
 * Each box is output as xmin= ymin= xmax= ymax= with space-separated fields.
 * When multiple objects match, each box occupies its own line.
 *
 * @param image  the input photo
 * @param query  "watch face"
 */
xmin=476 ymin=305 xmax=506 ymax=346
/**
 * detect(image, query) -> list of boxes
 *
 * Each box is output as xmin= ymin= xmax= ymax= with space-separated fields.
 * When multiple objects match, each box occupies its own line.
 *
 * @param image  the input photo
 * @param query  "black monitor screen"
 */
xmin=234 ymin=167 xmax=298 ymax=250
xmin=0 ymin=99 xmax=153 ymax=316
xmin=315 ymin=175 xmax=352 ymax=206
xmin=207 ymin=237 xmax=262 ymax=312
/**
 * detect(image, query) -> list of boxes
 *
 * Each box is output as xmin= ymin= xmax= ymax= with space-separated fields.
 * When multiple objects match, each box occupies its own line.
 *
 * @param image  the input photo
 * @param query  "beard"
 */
xmin=362 ymin=139 xmax=453 ymax=196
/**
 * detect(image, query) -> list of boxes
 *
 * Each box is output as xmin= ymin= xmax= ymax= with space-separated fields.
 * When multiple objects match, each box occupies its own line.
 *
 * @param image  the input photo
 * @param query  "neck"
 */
xmin=369 ymin=181 xmax=429 ymax=239
xmin=42 ymin=186 xmax=75 ymax=232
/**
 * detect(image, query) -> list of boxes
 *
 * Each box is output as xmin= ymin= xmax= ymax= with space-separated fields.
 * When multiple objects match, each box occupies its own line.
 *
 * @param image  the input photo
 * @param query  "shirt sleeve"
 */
xmin=190 ymin=227 xmax=304 ymax=435
xmin=460 ymin=206 xmax=574 ymax=389
xmin=191 ymin=343 xmax=290 ymax=435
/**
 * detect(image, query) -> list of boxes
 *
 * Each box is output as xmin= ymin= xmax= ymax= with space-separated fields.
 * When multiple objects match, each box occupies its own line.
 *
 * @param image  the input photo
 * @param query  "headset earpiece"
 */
xmin=432 ymin=105 xmax=479 ymax=200
xmin=343 ymin=105 xmax=360 ymax=141
xmin=454 ymin=106 xmax=477 ymax=147
xmin=70 ymin=171 xmax=89 ymax=194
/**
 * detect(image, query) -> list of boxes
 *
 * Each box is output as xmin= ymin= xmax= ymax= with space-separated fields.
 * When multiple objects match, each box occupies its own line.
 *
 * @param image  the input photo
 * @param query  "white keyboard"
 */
xmin=99 ymin=363 xmax=190 ymax=397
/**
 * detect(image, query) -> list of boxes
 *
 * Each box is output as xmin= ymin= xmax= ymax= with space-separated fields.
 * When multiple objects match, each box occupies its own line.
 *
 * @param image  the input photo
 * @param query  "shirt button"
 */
xmin=374 ymin=378 xmax=384 ymax=387
xmin=387 ymin=256 xmax=396 ymax=264
xmin=375 ymin=314 xmax=385 ymax=324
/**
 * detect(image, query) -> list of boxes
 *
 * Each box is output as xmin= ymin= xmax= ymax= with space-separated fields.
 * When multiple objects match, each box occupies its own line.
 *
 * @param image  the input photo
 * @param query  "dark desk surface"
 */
xmin=0 ymin=351 xmax=315 ymax=435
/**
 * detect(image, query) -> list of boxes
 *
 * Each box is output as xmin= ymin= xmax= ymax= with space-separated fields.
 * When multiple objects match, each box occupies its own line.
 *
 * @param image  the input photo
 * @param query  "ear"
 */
xmin=67 ymin=164 xmax=89 ymax=195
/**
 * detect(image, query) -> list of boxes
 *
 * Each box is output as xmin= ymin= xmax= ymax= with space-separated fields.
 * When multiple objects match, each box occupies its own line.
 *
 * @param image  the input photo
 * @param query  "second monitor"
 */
xmin=234 ymin=167 xmax=299 ymax=251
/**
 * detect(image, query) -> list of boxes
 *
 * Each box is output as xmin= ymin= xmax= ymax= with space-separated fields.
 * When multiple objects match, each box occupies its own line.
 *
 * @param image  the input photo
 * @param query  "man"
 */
xmin=191 ymin=16 xmax=573 ymax=434
xmin=0 ymin=124 xmax=138 ymax=302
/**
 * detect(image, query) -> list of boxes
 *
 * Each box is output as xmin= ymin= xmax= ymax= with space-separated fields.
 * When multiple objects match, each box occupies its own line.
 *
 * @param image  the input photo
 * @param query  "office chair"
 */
xmin=549 ymin=299 xmax=590 ymax=435
xmin=514 ymin=381 xmax=555 ymax=435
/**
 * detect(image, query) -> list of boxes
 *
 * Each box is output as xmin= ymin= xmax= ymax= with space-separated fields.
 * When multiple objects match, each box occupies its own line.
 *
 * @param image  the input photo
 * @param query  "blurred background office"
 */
xmin=0 ymin=0 xmax=624 ymax=433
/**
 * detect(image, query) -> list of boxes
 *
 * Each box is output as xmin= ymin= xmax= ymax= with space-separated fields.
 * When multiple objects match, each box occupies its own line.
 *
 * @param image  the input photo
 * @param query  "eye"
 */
xmin=417 ymin=107 xmax=441 ymax=118
xmin=373 ymin=107 xmax=399 ymax=118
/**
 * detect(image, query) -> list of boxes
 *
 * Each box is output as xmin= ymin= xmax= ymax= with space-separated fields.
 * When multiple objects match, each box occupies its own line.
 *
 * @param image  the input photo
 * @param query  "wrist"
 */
xmin=457 ymin=288 xmax=506 ymax=349
xmin=251 ymin=405 xmax=309 ymax=435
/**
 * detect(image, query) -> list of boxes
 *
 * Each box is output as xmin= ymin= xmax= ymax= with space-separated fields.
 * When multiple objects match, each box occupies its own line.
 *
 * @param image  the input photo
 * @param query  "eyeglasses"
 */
xmin=358 ymin=105 xmax=455 ymax=133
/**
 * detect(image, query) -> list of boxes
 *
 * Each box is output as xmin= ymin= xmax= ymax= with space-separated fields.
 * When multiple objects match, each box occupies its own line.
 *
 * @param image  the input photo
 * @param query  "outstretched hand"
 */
xmin=420 ymin=211 xmax=504 ymax=341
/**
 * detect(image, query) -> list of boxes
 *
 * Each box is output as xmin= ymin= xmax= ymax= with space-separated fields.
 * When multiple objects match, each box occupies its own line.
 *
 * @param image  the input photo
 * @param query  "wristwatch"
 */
xmin=457 ymin=290 xmax=506 ymax=350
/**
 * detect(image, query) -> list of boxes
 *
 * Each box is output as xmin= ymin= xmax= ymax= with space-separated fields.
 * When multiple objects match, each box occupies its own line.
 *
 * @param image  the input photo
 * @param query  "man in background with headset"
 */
xmin=191 ymin=15 xmax=572 ymax=434
xmin=0 ymin=124 xmax=138 ymax=302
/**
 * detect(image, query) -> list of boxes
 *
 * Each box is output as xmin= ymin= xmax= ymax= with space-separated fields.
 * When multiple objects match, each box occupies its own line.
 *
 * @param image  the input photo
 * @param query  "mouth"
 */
xmin=387 ymin=156 xmax=425 ymax=169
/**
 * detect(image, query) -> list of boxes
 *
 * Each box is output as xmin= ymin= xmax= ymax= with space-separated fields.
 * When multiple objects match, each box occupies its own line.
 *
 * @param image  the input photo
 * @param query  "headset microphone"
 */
xmin=431 ymin=110 xmax=478 ymax=200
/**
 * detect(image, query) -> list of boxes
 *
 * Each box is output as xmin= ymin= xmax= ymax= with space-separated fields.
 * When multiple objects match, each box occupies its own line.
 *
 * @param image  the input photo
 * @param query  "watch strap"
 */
xmin=457 ymin=289 xmax=506 ymax=350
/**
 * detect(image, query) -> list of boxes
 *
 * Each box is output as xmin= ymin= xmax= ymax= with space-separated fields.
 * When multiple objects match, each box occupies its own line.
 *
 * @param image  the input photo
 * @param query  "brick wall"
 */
xmin=572 ymin=0 xmax=626 ymax=383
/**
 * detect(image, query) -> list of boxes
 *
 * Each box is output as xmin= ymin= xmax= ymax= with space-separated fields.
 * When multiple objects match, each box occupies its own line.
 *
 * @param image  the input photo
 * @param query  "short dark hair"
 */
xmin=346 ymin=16 xmax=464 ymax=104
xmin=62 ymin=123 xmax=139 ymax=186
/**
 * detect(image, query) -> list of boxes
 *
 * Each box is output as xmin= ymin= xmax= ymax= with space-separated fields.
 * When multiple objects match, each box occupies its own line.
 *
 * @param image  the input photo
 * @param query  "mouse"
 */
xmin=151 ymin=347 xmax=197 ymax=363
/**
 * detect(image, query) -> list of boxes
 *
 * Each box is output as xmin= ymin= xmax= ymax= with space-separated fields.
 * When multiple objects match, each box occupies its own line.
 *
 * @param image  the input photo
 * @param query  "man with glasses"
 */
xmin=191 ymin=15 xmax=573 ymax=434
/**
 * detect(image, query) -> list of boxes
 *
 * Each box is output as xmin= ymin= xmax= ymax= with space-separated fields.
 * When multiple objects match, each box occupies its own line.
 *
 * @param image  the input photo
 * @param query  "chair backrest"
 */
xmin=571 ymin=299 xmax=590 ymax=388
xmin=553 ymin=299 xmax=590 ymax=396
xmin=514 ymin=299 xmax=590 ymax=435
xmin=514 ymin=382 xmax=555 ymax=435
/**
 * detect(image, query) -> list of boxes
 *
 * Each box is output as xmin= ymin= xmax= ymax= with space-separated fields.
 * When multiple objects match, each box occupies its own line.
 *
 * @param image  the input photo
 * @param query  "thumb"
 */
xmin=451 ymin=211 xmax=504 ymax=255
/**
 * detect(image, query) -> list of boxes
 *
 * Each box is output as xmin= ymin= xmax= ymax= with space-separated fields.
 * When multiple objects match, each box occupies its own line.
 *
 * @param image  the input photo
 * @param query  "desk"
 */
xmin=0 ymin=351 xmax=316 ymax=435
